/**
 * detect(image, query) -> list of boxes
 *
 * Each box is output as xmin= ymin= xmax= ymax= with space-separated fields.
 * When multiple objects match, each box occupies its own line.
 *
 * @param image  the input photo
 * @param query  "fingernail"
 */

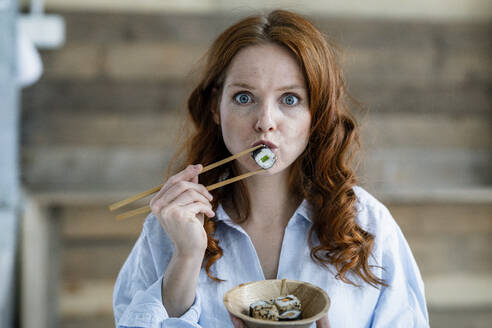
xmin=194 ymin=164 xmax=202 ymax=170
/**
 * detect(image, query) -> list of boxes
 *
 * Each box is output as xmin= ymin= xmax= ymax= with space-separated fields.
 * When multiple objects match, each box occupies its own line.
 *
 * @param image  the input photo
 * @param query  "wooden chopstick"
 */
xmin=115 ymin=168 xmax=264 ymax=220
xmin=200 ymin=144 xmax=263 ymax=174
xmin=109 ymin=144 xmax=262 ymax=212
xmin=205 ymin=168 xmax=263 ymax=191
xmin=280 ymin=278 xmax=287 ymax=296
xmin=109 ymin=185 xmax=162 ymax=212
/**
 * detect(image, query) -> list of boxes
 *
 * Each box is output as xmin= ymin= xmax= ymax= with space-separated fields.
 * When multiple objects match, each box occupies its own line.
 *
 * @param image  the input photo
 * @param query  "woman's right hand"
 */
xmin=150 ymin=164 xmax=214 ymax=258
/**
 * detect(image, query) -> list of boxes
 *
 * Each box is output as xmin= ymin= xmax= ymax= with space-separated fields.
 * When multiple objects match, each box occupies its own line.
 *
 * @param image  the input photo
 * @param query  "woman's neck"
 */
xmin=230 ymin=169 xmax=300 ymax=228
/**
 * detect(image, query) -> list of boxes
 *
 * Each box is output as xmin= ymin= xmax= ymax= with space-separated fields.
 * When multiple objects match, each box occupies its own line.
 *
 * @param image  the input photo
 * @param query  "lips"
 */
xmin=252 ymin=140 xmax=278 ymax=149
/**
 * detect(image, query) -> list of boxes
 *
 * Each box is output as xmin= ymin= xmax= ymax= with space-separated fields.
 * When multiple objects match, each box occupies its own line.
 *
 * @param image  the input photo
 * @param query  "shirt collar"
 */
xmin=214 ymin=199 xmax=313 ymax=227
xmin=295 ymin=199 xmax=313 ymax=224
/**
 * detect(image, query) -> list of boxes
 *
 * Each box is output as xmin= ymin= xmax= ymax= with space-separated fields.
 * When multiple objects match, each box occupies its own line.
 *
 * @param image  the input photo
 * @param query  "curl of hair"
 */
xmin=170 ymin=10 xmax=386 ymax=287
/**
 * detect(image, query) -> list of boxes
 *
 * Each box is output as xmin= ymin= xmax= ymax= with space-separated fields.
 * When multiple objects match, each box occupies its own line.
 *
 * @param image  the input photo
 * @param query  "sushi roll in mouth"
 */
xmin=251 ymin=145 xmax=276 ymax=169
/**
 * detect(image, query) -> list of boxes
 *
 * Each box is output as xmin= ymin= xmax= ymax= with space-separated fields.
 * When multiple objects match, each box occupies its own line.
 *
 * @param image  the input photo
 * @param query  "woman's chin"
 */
xmin=253 ymin=163 xmax=286 ymax=176
xmin=236 ymin=158 xmax=287 ymax=175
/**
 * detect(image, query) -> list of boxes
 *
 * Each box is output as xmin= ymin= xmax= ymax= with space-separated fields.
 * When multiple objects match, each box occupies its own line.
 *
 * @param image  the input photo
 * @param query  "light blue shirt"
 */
xmin=113 ymin=186 xmax=429 ymax=327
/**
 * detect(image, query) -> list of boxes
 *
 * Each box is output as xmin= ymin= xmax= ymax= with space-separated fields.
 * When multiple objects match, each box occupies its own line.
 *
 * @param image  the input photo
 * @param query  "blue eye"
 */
xmin=234 ymin=93 xmax=253 ymax=104
xmin=282 ymin=94 xmax=299 ymax=106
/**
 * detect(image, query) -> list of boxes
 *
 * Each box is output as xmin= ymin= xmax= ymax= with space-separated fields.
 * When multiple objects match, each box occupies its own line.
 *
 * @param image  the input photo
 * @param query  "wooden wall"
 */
xmin=20 ymin=11 xmax=492 ymax=328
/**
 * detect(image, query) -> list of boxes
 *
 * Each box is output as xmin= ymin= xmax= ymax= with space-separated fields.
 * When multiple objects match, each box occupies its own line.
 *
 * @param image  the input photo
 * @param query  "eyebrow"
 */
xmin=276 ymin=84 xmax=305 ymax=92
xmin=227 ymin=82 xmax=305 ymax=92
xmin=228 ymin=82 xmax=256 ymax=90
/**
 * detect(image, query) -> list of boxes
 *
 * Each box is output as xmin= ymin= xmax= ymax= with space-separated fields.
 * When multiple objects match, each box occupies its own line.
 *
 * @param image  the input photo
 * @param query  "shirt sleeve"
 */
xmin=113 ymin=216 xmax=203 ymax=328
xmin=370 ymin=210 xmax=430 ymax=328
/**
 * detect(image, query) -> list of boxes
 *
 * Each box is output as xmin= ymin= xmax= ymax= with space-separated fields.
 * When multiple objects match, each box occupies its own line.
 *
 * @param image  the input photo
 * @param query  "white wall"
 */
xmin=0 ymin=0 xmax=19 ymax=327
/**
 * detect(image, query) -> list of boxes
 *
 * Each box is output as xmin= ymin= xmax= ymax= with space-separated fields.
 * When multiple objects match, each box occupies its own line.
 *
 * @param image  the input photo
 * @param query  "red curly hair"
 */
xmin=169 ymin=10 xmax=385 ymax=288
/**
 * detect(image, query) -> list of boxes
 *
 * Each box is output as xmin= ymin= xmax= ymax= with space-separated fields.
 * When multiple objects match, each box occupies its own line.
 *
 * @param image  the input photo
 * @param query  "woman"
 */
xmin=113 ymin=10 xmax=429 ymax=328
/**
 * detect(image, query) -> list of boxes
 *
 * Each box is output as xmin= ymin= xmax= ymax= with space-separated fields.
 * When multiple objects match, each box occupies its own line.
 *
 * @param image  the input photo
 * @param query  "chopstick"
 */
xmin=280 ymin=278 xmax=287 ymax=296
xmin=115 ymin=168 xmax=263 ymax=221
xmin=109 ymin=144 xmax=264 ymax=219
xmin=109 ymin=145 xmax=262 ymax=212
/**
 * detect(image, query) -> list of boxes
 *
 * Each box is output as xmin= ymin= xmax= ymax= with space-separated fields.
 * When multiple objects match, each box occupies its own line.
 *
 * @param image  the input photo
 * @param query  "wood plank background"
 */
xmin=19 ymin=10 xmax=492 ymax=328
xmin=21 ymin=13 xmax=492 ymax=193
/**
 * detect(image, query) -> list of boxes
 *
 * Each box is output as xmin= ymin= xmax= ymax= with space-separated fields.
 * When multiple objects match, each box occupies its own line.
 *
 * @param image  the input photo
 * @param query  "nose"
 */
xmin=254 ymin=101 xmax=276 ymax=132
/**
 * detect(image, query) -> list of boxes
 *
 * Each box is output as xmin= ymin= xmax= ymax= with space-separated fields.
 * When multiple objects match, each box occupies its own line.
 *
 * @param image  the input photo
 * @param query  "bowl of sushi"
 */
xmin=223 ymin=279 xmax=330 ymax=328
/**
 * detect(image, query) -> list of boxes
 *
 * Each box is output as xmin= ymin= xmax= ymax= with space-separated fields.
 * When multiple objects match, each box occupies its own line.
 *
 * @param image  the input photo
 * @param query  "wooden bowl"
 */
xmin=223 ymin=279 xmax=330 ymax=328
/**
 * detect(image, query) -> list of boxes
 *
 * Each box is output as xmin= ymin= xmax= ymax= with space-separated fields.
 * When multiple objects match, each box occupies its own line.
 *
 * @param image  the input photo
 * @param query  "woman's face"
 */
xmin=216 ymin=43 xmax=311 ymax=175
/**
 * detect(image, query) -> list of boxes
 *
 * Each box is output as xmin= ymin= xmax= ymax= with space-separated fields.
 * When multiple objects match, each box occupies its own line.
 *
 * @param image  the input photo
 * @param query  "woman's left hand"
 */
xmin=229 ymin=313 xmax=246 ymax=328
xmin=229 ymin=313 xmax=330 ymax=327
xmin=316 ymin=314 xmax=331 ymax=328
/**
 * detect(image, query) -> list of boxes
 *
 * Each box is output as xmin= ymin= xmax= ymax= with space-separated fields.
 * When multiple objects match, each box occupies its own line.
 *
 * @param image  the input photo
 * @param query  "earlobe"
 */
xmin=212 ymin=108 xmax=220 ymax=125
xmin=211 ymin=88 xmax=221 ymax=125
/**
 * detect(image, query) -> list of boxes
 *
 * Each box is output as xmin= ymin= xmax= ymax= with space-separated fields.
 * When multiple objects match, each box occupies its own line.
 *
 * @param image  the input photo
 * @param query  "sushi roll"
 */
xmin=251 ymin=145 xmax=276 ymax=169
xmin=273 ymin=294 xmax=301 ymax=313
xmin=249 ymin=301 xmax=279 ymax=321
xmin=279 ymin=309 xmax=302 ymax=321
xmin=249 ymin=300 xmax=271 ymax=316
